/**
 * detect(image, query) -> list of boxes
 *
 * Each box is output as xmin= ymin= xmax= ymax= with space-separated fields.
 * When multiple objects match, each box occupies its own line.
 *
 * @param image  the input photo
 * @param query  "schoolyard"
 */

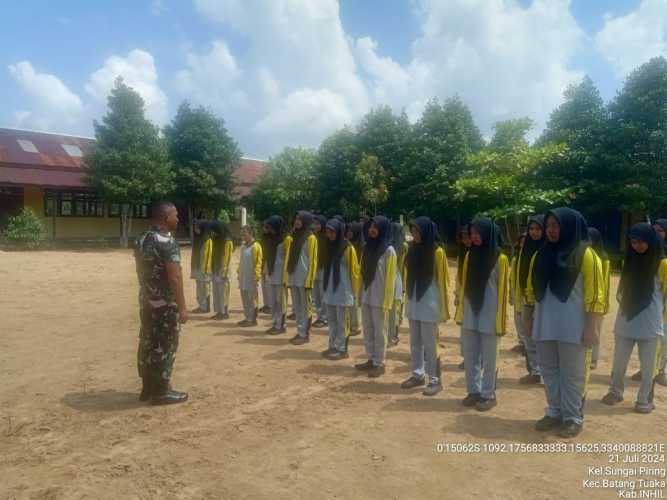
xmin=1 ymin=248 xmax=665 ymax=500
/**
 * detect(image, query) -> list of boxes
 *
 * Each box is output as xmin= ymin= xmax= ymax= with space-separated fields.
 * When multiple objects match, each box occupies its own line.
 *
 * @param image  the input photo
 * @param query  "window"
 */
xmin=17 ymin=139 xmax=38 ymax=153
xmin=61 ymin=144 xmax=83 ymax=157
xmin=44 ymin=190 xmax=104 ymax=217
xmin=108 ymin=203 xmax=149 ymax=219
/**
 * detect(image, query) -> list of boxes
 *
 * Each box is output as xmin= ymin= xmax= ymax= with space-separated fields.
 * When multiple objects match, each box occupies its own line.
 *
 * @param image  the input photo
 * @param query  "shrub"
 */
xmin=2 ymin=208 xmax=47 ymax=249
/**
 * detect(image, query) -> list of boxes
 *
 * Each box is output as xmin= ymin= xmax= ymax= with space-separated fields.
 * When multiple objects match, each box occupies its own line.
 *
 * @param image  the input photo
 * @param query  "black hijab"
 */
xmin=287 ymin=210 xmax=314 ymax=274
xmin=191 ymin=219 xmax=211 ymax=273
xmin=390 ymin=222 xmax=406 ymax=260
xmin=210 ymin=220 xmax=231 ymax=273
xmin=619 ymin=223 xmax=664 ymax=320
xmin=532 ymin=207 xmax=588 ymax=303
xmin=457 ymin=224 xmax=471 ymax=277
xmin=406 ymin=216 xmax=438 ymax=301
xmin=654 ymin=219 xmax=667 ymax=250
xmin=314 ymin=214 xmax=328 ymax=271
xmin=263 ymin=215 xmax=286 ymax=275
xmin=361 ymin=216 xmax=391 ymax=289
xmin=346 ymin=222 xmax=363 ymax=258
xmin=322 ymin=219 xmax=349 ymax=292
xmin=588 ymin=227 xmax=608 ymax=261
xmin=518 ymin=215 xmax=545 ymax=292
xmin=465 ymin=217 xmax=502 ymax=314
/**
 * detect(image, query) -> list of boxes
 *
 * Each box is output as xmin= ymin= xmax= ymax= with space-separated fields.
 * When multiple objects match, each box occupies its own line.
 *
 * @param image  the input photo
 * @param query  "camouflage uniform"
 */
xmin=135 ymin=227 xmax=182 ymax=384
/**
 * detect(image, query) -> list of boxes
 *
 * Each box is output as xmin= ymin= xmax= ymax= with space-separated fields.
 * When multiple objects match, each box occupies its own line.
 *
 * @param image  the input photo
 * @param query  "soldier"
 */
xmin=135 ymin=201 xmax=189 ymax=405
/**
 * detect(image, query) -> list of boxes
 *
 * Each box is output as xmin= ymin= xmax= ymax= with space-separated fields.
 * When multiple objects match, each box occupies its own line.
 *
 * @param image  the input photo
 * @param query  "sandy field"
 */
xmin=1 ymin=248 xmax=665 ymax=500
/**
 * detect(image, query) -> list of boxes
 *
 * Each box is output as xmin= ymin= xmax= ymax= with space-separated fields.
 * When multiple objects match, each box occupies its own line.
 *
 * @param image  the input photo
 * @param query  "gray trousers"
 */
xmin=520 ymin=312 xmax=541 ymax=376
xmin=327 ymin=304 xmax=350 ymax=352
xmin=261 ymin=277 xmax=270 ymax=310
xmin=196 ymin=279 xmax=210 ymax=311
xmin=660 ymin=334 xmax=667 ymax=371
xmin=463 ymin=329 xmax=498 ymax=399
xmin=514 ymin=311 xmax=525 ymax=345
xmin=609 ymin=335 xmax=660 ymax=406
xmin=212 ymin=278 xmax=229 ymax=314
xmin=362 ymin=304 xmax=387 ymax=366
xmin=269 ymin=284 xmax=286 ymax=330
xmin=409 ymin=320 xmax=440 ymax=384
xmin=240 ymin=288 xmax=257 ymax=322
xmin=313 ymin=279 xmax=327 ymax=322
xmin=290 ymin=286 xmax=312 ymax=337
xmin=387 ymin=299 xmax=403 ymax=343
xmin=591 ymin=317 xmax=604 ymax=364
xmin=350 ymin=301 xmax=361 ymax=333
xmin=536 ymin=340 xmax=588 ymax=425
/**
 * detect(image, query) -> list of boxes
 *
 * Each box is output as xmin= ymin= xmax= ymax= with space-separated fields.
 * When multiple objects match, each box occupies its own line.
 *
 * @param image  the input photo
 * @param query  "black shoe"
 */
xmin=290 ymin=335 xmax=309 ymax=345
xmin=221 ymin=312 xmax=230 ymax=319
xmin=558 ymin=420 xmax=583 ymax=438
xmin=519 ymin=374 xmax=541 ymax=385
xmin=350 ymin=329 xmax=362 ymax=337
xmin=326 ymin=350 xmax=349 ymax=361
xmin=268 ymin=327 xmax=286 ymax=335
xmin=259 ymin=306 xmax=271 ymax=314
xmin=368 ymin=365 xmax=385 ymax=378
xmin=457 ymin=361 xmax=465 ymax=370
xmin=355 ymin=360 xmax=374 ymax=371
xmin=265 ymin=326 xmax=276 ymax=334
xmin=534 ymin=415 xmax=562 ymax=432
xmin=475 ymin=398 xmax=497 ymax=412
xmin=237 ymin=319 xmax=249 ymax=327
xmin=462 ymin=393 xmax=481 ymax=407
xmin=510 ymin=344 xmax=526 ymax=355
xmin=287 ymin=312 xmax=296 ymax=320
xmin=321 ymin=348 xmax=334 ymax=357
xmin=601 ymin=391 xmax=624 ymax=406
xmin=631 ymin=370 xmax=642 ymax=381
xmin=401 ymin=375 xmax=426 ymax=390
xmin=387 ymin=336 xmax=399 ymax=348
xmin=312 ymin=319 xmax=327 ymax=328
xmin=150 ymin=380 xmax=188 ymax=406
xmin=191 ymin=307 xmax=207 ymax=314
xmin=211 ymin=313 xmax=225 ymax=320
xmin=139 ymin=377 xmax=151 ymax=402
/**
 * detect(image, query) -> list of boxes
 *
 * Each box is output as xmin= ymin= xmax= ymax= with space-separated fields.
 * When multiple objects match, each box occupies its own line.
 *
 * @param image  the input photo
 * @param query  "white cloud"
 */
xmin=8 ymin=61 xmax=84 ymax=130
xmin=85 ymin=49 xmax=168 ymax=125
xmin=595 ymin=0 xmax=667 ymax=77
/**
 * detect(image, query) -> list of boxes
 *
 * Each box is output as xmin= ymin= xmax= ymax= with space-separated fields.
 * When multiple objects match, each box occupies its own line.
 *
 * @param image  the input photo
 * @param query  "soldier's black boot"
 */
xmin=150 ymin=379 xmax=188 ymax=406
xmin=139 ymin=377 xmax=152 ymax=402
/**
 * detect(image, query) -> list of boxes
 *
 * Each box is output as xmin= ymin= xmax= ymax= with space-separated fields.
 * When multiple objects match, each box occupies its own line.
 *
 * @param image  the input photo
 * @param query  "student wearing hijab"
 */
xmin=287 ymin=211 xmax=318 ymax=345
xmin=515 ymin=215 xmax=545 ymax=384
xmin=321 ymin=218 xmax=360 ymax=360
xmin=354 ymin=216 xmax=397 ymax=377
xmin=602 ymin=223 xmax=666 ymax=413
xmin=524 ymin=207 xmax=605 ymax=438
xmin=401 ymin=216 xmax=450 ymax=396
xmin=263 ymin=216 xmax=292 ymax=335
xmin=509 ymin=232 xmax=526 ymax=360
xmin=456 ymin=217 xmax=509 ymax=411
xmin=345 ymin=221 xmax=364 ymax=337
xmin=455 ymin=225 xmax=473 ymax=369
xmin=587 ymin=227 xmax=611 ymax=370
xmin=237 ymin=225 xmax=263 ymax=327
xmin=190 ymin=219 xmax=213 ymax=313
xmin=210 ymin=221 xmax=234 ymax=320
xmin=387 ymin=222 xmax=408 ymax=347
xmin=312 ymin=215 xmax=329 ymax=329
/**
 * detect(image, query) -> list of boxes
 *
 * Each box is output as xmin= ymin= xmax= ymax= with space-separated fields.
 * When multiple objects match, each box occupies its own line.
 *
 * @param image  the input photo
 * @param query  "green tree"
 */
xmin=354 ymin=154 xmax=389 ymax=215
xmin=248 ymin=147 xmax=318 ymax=222
xmin=489 ymin=117 xmax=533 ymax=153
xmin=1 ymin=207 xmax=46 ymax=249
xmin=84 ymin=77 xmax=173 ymax=247
xmin=164 ymin=101 xmax=241 ymax=241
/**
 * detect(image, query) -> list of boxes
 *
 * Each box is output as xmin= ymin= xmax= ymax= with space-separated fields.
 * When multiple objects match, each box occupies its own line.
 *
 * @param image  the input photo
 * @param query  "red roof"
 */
xmin=0 ymin=127 xmax=268 ymax=193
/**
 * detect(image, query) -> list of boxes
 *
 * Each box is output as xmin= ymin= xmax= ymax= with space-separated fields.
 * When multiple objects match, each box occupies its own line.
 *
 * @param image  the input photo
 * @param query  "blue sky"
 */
xmin=1 ymin=0 xmax=664 ymax=158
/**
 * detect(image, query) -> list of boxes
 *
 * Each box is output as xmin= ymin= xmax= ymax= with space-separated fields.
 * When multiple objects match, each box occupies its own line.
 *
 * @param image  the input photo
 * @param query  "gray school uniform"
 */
xmin=387 ymin=262 xmax=404 ymax=343
xmin=462 ymin=264 xmax=500 ymax=400
xmin=361 ymin=247 xmax=395 ymax=367
xmin=609 ymin=278 xmax=664 ymax=406
xmin=289 ymin=240 xmax=313 ymax=337
xmin=288 ymin=243 xmax=311 ymax=287
xmin=267 ymin=241 xmax=287 ymax=329
xmin=406 ymin=280 xmax=442 ymax=383
xmin=313 ymin=268 xmax=327 ymax=322
xmin=324 ymin=258 xmax=354 ymax=352
xmin=238 ymin=243 xmax=258 ymax=321
xmin=533 ymin=275 xmax=588 ymax=425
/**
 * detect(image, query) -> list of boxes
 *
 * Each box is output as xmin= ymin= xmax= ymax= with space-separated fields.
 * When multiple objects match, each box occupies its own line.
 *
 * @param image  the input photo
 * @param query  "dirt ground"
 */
xmin=1 ymin=248 xmax=665 ymax=500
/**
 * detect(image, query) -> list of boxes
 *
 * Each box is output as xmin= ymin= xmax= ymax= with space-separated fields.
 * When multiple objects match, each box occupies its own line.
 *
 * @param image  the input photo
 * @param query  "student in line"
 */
xmin=237 ymin=225 xmax=263 ymax=327
xmin=401 ymin=216 xmax=450 ymax=396
xmin=312 ymin=215 xmax=329 ymax=329
xmin=632 ymin=218 xmax=667 ymax=386
xmin=525 ymin=208 xmax=605 ymax=438
xmin=345 ymin=221 xmax=364 ymax=337
xmin=321 ymin=218 xmax=360 ymax=360
xmin=287 ymin=211 xmax=318 ymax=345
xmin=191 ymin=219 xmax=213 ymax=314
xmin=356 ymin=216 xmax=396 ymax=377
xmin=263 ymin=216 xmax=292 ymax=335
xmin=387 ymin=222 xmax=408 ymax=348
xmin=456 ymin=217 xmax=509 ymax=411
xmin=602 ymin=223 xmax=666 ymax=413
xmin=259 ymin=226 xmax=271 ymax=315
xmin=455 ymin=225 xmax=472 ymax=369
xmin=509 ymin=233 xmax=526 ymax=358
xmin=210 ymin=221 xmax=234 ymax=320
xmin=516 ymin=215 xmax=545 ymax=384
xmin=587 ymin=227 xmax=610 ymax=370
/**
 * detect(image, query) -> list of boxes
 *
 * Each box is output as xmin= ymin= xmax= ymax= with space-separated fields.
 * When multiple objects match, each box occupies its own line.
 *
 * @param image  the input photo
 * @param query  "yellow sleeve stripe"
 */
xmin=383 ymin=251 xmax=397 ymax=312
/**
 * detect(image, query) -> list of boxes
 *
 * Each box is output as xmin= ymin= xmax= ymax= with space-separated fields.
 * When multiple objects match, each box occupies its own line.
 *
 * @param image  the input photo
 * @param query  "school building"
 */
xmin=0 ymin=127 xmax=267 ymax=242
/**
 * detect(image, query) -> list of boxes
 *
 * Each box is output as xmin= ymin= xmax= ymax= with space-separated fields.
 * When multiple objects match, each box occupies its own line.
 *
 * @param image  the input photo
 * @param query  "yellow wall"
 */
xmin=24 ymin=186 xmax=152 ymax=240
